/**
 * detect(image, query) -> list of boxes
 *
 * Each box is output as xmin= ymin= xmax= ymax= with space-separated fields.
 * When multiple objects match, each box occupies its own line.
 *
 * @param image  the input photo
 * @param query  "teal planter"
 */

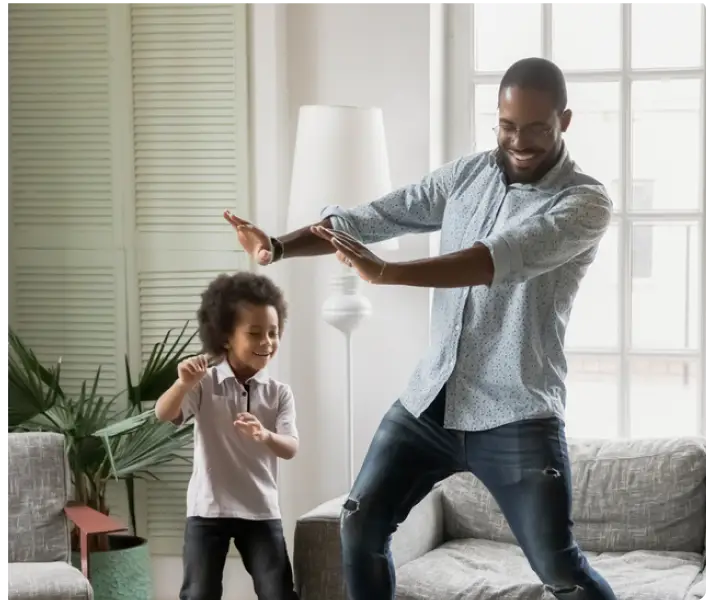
xmin=72 ymin=535 xmax=153 ymax=600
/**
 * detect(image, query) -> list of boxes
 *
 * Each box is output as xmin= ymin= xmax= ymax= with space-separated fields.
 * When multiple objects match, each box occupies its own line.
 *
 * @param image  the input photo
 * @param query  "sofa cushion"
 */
xmin=8 ymin=433 xmax=72 ymax=563
xmin=9 ymin=562 xmax=92 ymax=600
xmin=396 ymin=538 xmax=702 ymax=600
xmin=441 ymin=437 xmax=706 ymax=552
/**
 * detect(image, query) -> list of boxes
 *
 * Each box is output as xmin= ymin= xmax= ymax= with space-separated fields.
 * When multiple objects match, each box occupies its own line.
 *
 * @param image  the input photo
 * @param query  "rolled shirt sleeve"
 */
xmin=480 ymin=191 xmax=613 ymax=285
xmin=321 ymin=157 xmax=463 ymax=244
xmin=275 ymin=384 xmax=298 ymax=439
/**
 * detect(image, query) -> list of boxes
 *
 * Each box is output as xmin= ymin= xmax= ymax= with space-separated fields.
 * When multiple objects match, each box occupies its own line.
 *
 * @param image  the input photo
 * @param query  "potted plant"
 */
xmin=8 ymin=325 xmax=197 ymax=600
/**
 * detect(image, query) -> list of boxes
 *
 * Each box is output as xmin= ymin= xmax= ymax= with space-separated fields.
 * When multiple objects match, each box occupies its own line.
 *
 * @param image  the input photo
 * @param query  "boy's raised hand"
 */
xmin=177 ymin=354 xmax=209 ymax=389
xmin=223 ymin=210 xmax=273 ymax=266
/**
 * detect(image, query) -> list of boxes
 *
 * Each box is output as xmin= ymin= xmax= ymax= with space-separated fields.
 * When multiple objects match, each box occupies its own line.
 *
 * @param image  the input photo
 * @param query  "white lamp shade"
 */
xmin=287 ymin=105 xmax=397 ymax=250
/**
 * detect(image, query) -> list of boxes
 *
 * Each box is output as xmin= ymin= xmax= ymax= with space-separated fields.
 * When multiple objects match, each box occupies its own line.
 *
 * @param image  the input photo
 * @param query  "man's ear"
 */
xmin=560 ymin=109 xmax=573 ymax=133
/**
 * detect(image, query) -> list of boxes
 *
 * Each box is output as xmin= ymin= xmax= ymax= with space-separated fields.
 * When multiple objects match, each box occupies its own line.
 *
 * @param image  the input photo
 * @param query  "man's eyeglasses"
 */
xmin=493 ymin=122 xmax=555 ymax=142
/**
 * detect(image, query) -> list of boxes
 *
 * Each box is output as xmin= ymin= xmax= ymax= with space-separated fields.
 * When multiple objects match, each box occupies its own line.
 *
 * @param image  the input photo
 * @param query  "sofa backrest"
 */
xmin=441 ymin=436 xmax=706 ymax=553
xmin=8 ymin=432 xmax=72 ymax=563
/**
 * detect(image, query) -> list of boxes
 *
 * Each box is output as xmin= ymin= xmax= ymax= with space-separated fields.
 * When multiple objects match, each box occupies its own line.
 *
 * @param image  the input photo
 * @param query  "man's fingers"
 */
xmin=331 ymin=237 xmax=361 ymax=257
xmin=311 ymin=225 xmax=334 ymax=240
xmin=224 ymin=210 xmax=250 ymax=228
xmin=330 ymin=229 xmax=362 ymax=246
xmin=336 ymin=251 xmax=353 ymax=267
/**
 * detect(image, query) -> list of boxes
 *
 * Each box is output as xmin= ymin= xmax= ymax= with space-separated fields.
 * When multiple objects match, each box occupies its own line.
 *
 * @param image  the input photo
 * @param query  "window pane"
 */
xmin=552 ymin=4 xmax=621 ymax=71
xmin=565 ymin=355 xmax=620 ymax=439
xmin=631 ymin=79 xmax=701 ymax=211
xmin=629 ymin=357 xmax=700 ymax=438
xmin=474 ymin=84 xmax=498 ymax=152
xmin=632 ymin=4 xmax=703 ymax=69
xmin=474 ymin=4 xmax=541 ymax=72
xmin=564 ymin=82 xmax=622 ymax=209
xmin=566 ymin=224 xmax=619 ymax=350
xmin=631 ymin=222 xmax=700 ymax=351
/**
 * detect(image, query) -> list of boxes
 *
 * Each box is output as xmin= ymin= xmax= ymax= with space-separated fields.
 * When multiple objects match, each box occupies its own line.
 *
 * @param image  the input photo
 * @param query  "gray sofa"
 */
xmin=8 ymin=432 xmax=93 ymax=600
xmin=294 ymin=436 xmax=706 ymax=600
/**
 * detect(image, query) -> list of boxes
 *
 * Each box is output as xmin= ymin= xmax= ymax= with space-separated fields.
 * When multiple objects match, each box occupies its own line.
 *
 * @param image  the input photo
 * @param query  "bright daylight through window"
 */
xmin=444 ymin=3 xmax=705 ymax=438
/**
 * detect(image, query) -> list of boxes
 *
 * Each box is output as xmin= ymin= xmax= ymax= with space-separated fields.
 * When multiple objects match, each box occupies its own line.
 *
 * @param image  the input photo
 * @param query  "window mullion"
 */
xmin=697 ymin=4 xmax=706 ymax=435
xmin=541 ymin=4 xmax=552 ymax=60
xmin=618 ymin=3 xmax=633 ymax=438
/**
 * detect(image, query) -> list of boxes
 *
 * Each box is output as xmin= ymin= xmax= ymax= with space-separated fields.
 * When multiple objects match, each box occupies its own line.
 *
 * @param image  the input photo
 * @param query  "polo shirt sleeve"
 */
xmin=479 ymin=191 xmax=612 ymax=286
xmin=176 ymin=382 xmax=203 ymax=424
xmin=320 ymin=157 xmax=466 ymax=245
xmin=275 ymin=384 xmax=298 ymax=439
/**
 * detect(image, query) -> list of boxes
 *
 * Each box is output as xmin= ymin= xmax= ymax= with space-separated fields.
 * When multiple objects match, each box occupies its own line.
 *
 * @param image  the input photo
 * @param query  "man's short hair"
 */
xmin=499 ymin=57 xmax=568 ymax=112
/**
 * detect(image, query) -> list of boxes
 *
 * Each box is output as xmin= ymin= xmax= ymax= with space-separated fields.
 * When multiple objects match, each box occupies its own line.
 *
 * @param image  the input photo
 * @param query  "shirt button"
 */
xmin=454 ymin=325 xmax=461 ymax=332
xmin=242 ymin=391 xmax=247 ymax=397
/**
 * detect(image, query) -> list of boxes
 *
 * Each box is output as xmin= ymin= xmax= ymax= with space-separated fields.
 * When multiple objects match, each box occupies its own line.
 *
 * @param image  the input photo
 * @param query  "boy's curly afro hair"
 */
xmin=197 ymin=271 xmax=288 ymax=356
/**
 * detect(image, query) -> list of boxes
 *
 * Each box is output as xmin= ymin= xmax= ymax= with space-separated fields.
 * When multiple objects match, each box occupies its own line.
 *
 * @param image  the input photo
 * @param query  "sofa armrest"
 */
xmin=65 ymin=503 xmax=127 ymax=579
xmin=293 ymin=485 xmax=445 ymax=600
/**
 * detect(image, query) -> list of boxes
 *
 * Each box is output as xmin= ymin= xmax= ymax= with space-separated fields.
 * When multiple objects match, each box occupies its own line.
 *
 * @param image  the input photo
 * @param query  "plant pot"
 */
xmin=71 ymin=534 xmax=153 ymax=600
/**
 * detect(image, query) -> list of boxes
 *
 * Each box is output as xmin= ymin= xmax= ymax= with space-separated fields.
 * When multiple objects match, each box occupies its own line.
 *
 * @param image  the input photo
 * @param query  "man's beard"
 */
xmin=497 ymin=142 xmax=563 ymax=184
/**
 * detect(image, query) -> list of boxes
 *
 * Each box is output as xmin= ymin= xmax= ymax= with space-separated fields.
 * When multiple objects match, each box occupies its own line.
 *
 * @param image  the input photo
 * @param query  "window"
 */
xmin=442 ymin=3 xmax=705 ymax=438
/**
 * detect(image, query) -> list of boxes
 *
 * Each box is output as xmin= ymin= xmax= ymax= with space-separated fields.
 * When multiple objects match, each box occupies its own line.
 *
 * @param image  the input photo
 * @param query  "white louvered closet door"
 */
xmin=9 ymin=3 xmax=251 ymax=555
xmin=8 ymin=4 xmax=132 ymax=524
xmin=127 ymin=3 xmax=250 ymax=556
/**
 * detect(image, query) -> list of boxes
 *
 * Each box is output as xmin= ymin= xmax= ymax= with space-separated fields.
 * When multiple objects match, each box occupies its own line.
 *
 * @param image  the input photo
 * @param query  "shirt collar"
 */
xmin=487 ymin=142 xmax=572 ymax=192
xmin=214 ymin=360 xmax=270 ymax=385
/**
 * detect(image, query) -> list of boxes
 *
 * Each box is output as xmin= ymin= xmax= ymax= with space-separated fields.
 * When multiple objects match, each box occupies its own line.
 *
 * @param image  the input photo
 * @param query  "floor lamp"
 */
xmin=287 ymin=105 xmax=397 ymax=490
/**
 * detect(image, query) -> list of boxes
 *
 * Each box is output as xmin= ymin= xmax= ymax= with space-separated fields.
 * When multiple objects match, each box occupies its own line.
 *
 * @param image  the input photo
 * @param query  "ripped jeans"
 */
xmin=340 ymin=388 xmax=618 ymax=600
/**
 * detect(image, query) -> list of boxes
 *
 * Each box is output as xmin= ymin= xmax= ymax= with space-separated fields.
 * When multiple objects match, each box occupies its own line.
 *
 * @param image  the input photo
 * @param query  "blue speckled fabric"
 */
xmin=322 ymin=146 xmax=613 ymax=431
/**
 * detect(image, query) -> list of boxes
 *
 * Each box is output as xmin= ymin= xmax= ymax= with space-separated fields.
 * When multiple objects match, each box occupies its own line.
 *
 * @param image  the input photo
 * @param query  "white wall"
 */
xmin=152 ymin=4 xmax=433 ymax=598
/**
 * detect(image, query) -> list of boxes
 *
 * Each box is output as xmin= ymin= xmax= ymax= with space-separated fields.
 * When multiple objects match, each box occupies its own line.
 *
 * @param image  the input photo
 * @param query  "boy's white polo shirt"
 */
xmin=180 ymin=360 xmax=298 ymax=520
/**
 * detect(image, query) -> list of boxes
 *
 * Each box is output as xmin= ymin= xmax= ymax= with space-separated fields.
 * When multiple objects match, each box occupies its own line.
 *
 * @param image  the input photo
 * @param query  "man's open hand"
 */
xmin=224 ymin=210 xmax=273 ymax=266
xmin=311 ymin=225 xmax=387 ymax=283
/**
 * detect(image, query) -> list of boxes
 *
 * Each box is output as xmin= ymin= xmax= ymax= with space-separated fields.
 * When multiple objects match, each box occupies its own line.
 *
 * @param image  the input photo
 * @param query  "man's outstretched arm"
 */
xmin=224 ymin=157 xmax=464 ymax=264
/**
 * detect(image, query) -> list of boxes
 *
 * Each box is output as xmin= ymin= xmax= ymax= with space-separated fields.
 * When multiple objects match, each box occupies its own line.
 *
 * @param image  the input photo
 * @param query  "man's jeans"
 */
xmin=179 ymin=517 xmax=298 ymax=600
xmin=340 ymin=389 xmax=618 ymax=600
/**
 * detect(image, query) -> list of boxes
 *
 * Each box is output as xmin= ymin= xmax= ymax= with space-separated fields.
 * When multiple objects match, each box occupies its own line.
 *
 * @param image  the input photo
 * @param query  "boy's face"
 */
xmin=227 ymin=302 xmax=280 ymax=372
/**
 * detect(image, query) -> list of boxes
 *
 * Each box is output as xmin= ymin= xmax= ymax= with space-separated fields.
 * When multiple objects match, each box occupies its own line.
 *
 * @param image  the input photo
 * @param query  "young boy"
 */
xmin=155 ymin=272 xmax=299 ymax=600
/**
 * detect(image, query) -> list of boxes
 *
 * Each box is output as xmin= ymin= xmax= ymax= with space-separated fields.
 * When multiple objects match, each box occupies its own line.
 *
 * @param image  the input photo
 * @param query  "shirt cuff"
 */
xmin=320 ymin=204 xmax=360 ymax=239
xmin=478 ymin=233 xmax=522 ymax=286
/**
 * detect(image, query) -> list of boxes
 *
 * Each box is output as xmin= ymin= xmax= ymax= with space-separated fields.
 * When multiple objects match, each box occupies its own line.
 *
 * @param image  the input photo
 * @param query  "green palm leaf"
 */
xmin=94 ymin=413 xmax=193 ymax=479
xmin=9 ymin=329 xmax=64 ymax=429
xmin=126 ymin=323 xmax=198 ymax=408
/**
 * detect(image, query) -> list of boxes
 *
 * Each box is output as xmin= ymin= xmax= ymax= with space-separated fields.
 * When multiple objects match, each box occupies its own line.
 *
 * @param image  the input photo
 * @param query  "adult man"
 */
xmin=225 ymin=58 xmax=616 ymax=600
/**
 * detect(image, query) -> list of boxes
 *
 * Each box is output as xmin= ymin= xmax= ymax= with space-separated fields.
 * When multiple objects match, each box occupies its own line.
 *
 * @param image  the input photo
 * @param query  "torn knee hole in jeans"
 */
xmin=543 ymin=466 xmax=561 ymax=479
xmin=342 ymin=498 xmax=359 ymax=516
xmin=545 ymin=584 xmax=582 ymax=597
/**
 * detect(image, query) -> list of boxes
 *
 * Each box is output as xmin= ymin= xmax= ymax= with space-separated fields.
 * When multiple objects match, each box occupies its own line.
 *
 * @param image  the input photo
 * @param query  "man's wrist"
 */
xmin=379 ymin=261 xmax=405 ymax=285
xmin=270 ymin=237 xmax=284 ymax=263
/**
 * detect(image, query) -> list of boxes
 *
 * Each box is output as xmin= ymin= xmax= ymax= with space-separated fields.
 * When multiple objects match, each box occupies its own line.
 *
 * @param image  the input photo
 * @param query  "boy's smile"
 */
xmin=227 ymin=302 xmax=280 ymax=376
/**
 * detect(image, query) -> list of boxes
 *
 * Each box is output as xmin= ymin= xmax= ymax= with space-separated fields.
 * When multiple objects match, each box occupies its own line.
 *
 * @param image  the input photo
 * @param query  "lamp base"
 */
xmin=321 ymin=271 xmax=372 ymax=334
xmin=321 ymin=269 xmax=371 ymax=490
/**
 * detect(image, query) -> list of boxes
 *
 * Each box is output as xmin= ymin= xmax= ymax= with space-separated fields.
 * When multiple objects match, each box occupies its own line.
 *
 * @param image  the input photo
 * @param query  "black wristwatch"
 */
xmin=270 ymin=237 xmax=284 ymax=263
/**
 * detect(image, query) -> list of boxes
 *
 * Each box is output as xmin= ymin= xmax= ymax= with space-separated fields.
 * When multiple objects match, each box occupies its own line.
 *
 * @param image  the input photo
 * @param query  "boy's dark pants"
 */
xmin=179 ymin=517 xmax=298 ymax=600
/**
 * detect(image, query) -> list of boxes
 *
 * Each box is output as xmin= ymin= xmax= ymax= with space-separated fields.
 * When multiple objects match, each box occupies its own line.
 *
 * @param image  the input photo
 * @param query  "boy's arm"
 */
xmin=266 ymin=384 xmax=299 ymax=460
xmin=263 ymin=431 xmax=299 ymax=460
xmin=154 ymin=380 xmax=201 ymax=424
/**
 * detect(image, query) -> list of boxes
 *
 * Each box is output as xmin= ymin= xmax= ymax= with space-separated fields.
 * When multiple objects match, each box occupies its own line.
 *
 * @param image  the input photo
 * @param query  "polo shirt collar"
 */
xmin=214 ymin=359 xmax=270 ymax=385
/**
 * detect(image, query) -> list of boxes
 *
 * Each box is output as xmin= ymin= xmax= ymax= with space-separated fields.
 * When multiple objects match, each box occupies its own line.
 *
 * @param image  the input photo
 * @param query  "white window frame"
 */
xmin=433 ymin=3 xmax=706 ymax=437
